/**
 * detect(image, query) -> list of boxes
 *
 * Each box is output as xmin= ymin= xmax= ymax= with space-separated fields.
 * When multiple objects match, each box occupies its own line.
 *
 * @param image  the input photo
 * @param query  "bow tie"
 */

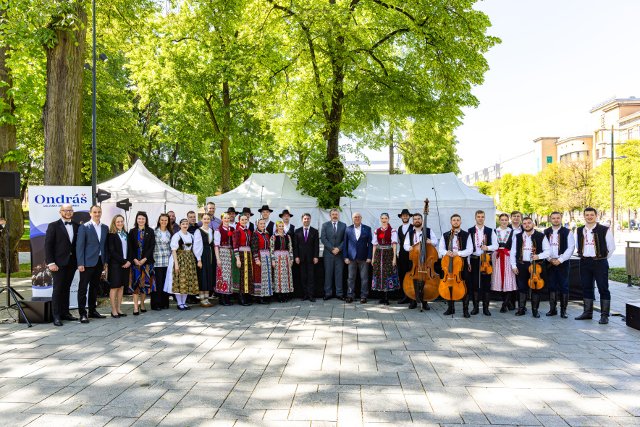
xmin=64 ymin=221 xmax=72 ymax=225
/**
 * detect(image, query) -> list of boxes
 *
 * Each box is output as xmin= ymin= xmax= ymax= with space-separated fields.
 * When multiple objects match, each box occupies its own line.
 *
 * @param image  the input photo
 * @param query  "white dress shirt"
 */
xmin=371 ymin=228 xmax=398 ymax=245
xmin=438 ymin=232 xmax=473 ymax=258
xmin=510 ymin=232 xmax=551 ymax=267
xmin=577 ymin=224 xmax=615 ymax=259
xmin=548 ymin=226 xmax=575 ymax=263
xmin=118 ymin=231 xmax=128 ymax=259
xmin=470 ymin=226 xmax=499 ymax=256
xmin=354 ymin=225 xmax=362 ymax=240
xmin=403 ymin=228 xmax=439 ymax=252
xmin=64 ymin=220 xmax=74 ymax=242
xmin=90 ymin=220 xmax=102 ymax=242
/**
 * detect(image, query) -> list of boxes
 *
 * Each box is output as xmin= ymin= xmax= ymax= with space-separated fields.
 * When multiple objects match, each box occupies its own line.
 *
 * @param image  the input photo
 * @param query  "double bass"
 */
xmin=402 ymin=199 xmax=440 ymax=311
xmin=439 ymin=229 xmax=467 ymax=301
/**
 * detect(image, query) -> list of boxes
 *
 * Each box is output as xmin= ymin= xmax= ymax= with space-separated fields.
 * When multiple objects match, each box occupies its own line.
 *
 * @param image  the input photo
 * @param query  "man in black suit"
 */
xmin=45 ymin=204 xmax=80 ymax=326
xmin=294 ymin=213 xmax=319 ymax=301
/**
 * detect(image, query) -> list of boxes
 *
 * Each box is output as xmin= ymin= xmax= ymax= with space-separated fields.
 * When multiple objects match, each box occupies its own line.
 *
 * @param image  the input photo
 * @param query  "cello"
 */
xmin=402 ymin=199 xmax=440 ymax=311
xmin=528 ymin=240 xmax=544 ymax=290
xmin=439 ymin=229 xmax=467 ymax=302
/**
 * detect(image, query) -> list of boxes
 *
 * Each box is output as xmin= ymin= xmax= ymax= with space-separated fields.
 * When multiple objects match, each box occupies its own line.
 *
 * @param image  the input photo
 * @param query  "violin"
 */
xmin=439 ymin=229 xmax=466 ymax=301
xmin=480 ymin=234 xmax=493 ymax=275
xmin=528 ymin=240 xmax=544 ymax=290
xmin=402 ymin=199 xmax=440 ymax=309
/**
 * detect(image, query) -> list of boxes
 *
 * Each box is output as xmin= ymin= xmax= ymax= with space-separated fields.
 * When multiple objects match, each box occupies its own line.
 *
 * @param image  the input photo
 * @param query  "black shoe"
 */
xmin=118 ymin=313 xmax=127 ymax=317
xmin=422 ymin=302 xmax=430 ymax=311
xmin=62 ymin=314 xmax=79 ymax=321
xmin=360 ymin=298 xmax=367 ymax=304
xmin=178 ymin=305 xmax=186 ymax=311
xmin=500 ymin=303 xmax=508 ymax=313
xmin=345 ymin=297 xmax=353 ymax=303
xmin=88 ymin=311 xmax=106 ymax=319
xmin=140 ymin=308 xmax=147 ymax=313
xmin=110 ymin=313 xmax=120 ymax=318
xmin=53 ymin=317 xmax=63 ymax=326
xmin=546 ymin=292 xmax=558 ymax=316
xmin=599 ymin=299 xmax=610 ymax=325
xmin=443 ymin=302 xmax=455 ymax=316
xmin=397 ymin=296 xmax=411 ymax=304
xmin=337 ymin=296 xmax=345 ymax=301
xmin=408 ymin=301 xmax=417 ymax=309
xmin=323 ymin=296 xmax=333 ymax=301
xmin=302 ymin=296 xmax=310 ymax=301
xmin=470 ymin=305 xmax=479 ymax=315
xmin=79 ymin=315 xmax=89 ymax=324
xmin=576 ymin=298 xmax=593 ymax=320
xmin=153 ymin=307 xmax=162 ymax=311
xmin=309 ymin=297 xmax=316 ymax=302
xmin=184 ymin=305 xmax=191 ymax=310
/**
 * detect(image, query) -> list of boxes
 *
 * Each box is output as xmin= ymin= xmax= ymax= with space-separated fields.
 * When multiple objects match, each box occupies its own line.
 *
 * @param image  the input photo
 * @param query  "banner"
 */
xmin=29 ymin=186 xmax=92 ymax=306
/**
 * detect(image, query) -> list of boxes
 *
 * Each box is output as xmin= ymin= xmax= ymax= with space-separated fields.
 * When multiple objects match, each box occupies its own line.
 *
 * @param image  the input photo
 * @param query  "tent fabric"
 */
xmin=98 ymin=160 xmax=198 ymax=228
xmin=208 ymin=173 xmax=325 ymax=228
xmin=339 ymin=173 xmax=496 ymax=233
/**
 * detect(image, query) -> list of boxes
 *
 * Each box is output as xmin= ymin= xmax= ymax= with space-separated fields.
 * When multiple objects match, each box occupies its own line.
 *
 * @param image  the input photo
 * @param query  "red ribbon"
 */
xmin=497 ymin=247 xmax=510 ymax=291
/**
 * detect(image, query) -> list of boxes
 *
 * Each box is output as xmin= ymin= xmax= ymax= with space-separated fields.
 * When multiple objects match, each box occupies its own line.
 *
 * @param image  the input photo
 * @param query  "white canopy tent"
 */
xmin=208 ymin=173 xmax=325 ymax=228
xmin=339 ymin=173 xmax=496 ymax=236
xmin=98 ymin=160 xmax=198 ymax=228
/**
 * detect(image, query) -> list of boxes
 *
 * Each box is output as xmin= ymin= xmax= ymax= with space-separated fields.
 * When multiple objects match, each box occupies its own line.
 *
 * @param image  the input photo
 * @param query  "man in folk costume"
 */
xmin=258 ymin=204 xmax=276 ymax=235
xmin=467 ymin=210 xmax=498 ymax=316
xmin=510 ymin=217 xmax=551 ymax=318
xmin=574 ymin=207 xmax=615 ymax=324
xmin=240 ymin=207 xmax=255 ymax=232
xmin=543 ymin=211 xmax=575 ymax=318
xmin=438 ymin=214 xmax=473 ymax=317
xmin=404 ymin=213 xmax=439 ymax=310
xmin=396 ymin=208 xmax=414 ymax=304
xmin=227 ymin=207 xmax=238 ymax=224
xmin=278 ymin=209 xmax=296 ymax=237
xmin=506 ymin=210 xmax=524 ymax=309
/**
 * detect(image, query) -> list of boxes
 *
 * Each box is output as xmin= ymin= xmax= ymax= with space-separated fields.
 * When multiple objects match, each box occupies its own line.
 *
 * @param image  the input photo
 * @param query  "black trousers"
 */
xmin=151 ymin=266 xmax=170 ymax=309
xmin=468 ymin=256 xmax=491 ymax=295
xmin=78 ymin=258 xmax=103 ymax=316
xmin=51 ymin=264 xmax=76 ymax=317
xmin=516 ymin=262 xmax=543 ymax=296
xmin=299 ymin=260 xmax=315 ymax=298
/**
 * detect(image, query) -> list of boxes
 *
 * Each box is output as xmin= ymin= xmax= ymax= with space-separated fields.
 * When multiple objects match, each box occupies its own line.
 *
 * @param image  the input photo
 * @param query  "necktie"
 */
xmin=333 ymin=222 xmax=337 ymax=234
xmin=304 ymin=228 xmax=308 ymax=242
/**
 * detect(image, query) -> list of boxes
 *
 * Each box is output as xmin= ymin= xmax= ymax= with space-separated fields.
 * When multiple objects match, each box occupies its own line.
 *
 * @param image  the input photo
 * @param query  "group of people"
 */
xmin=43 ymin=200 xmax=615 ymax=326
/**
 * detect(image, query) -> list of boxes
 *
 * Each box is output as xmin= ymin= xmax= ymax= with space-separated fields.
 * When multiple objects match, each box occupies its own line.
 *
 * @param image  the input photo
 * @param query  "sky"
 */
xmin=456 ymin=0 xmax=640 ymax=175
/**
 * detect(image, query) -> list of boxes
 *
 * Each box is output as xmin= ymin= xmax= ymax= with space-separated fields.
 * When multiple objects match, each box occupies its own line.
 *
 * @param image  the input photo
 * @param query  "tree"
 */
xmin=399 ymin=119 xmax=460 ymax=174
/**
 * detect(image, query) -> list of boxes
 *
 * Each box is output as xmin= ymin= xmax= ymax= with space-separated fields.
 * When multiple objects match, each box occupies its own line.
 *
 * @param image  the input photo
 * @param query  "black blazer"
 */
xmin=128 ymin=227 xmax=156 ymax=263
xmin=45 ymin=219 xmax=79 ymax=267
xmin=107 ymin=233 xmax=131 ymax=266
xmin=293 ymin=227 xmax=320 ymax=262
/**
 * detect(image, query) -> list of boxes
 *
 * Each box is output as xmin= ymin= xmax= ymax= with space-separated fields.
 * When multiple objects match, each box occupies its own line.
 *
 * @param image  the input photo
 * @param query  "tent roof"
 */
xmin=340 ymin=173 xmax=494 ymax=209
xmin=209 ymin=173 xmax=317 ymax=208
xmin=98 ymin=160 xmax=197 ymax=204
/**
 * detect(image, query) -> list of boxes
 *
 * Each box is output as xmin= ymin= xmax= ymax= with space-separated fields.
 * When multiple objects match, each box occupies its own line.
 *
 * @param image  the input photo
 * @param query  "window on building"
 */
xmin=546 ymin=156 xmax=553 ymax=164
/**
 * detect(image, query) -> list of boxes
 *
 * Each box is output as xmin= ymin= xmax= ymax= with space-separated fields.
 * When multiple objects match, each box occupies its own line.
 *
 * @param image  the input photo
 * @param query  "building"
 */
xmin=590 ymin=97 xmax=640 ymax=166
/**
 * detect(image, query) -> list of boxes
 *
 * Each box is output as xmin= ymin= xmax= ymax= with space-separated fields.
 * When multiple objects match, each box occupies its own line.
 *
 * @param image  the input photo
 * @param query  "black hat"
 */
xmin=227 ymin=207 xmax=238 ymax=214
xmin=279 ymin=209 xmax=293 ymax=218
xmin=398 ymin=208 xmax=413 ymax=218
xmin=258 ymin=204 xmax=274 ymax=213
xmin=241 ymin=207 xmax=254 ymax=216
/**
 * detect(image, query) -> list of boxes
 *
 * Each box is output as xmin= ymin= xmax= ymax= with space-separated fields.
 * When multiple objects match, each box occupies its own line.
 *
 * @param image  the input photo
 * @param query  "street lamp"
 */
xmin=598 ymin=125 xmax=627 ymax=234
xmin=91 ymin=0 xmax=97 ymax=205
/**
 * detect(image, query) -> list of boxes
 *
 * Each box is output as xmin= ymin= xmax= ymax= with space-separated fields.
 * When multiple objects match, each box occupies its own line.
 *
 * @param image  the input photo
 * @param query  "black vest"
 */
xmin=442 ymin=229 xmax=469 ymax=254
xmin=576 ymin=223 xmax=609 ymax=258
xmin=515 ymin=231 xmax=545 ymax=264
xmin=397 ymin=223 xmax=413 ymax=254
xmin=468 ymin=226 xmax=494 ymax=252
xmin=407 ymin=226 xmax=430 ymax=248
xmin=543 ymin=226 xmax=569 ymax=255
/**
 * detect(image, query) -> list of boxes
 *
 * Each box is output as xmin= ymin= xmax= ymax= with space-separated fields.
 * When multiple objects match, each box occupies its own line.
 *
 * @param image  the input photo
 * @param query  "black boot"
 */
xmin=560 ymin=293 xmax=569 ymax=318
xmin=257 ymin=297 xmax=266 ymax=304
xmin=507 ymin=291 xmax=516 ymax=310
xmin=482 ymin=292 xmax=491 ymax=316
xmin=239 ymin=293 xmax=251 ymax=307
xmin=500 ymin=293 xmax=508 ymax=313
xmin=408 ymin=300 xmax=417 ymax=309
xmin=470 ymin=291 xmax=479 ymax=315
xmin=531 ymin=292 xmax=540 ymax=318
xmin=443 ymin=300 xmax=455 ymax=316
xmin=546 ymin=291 xmax=557 ymax=316
xmin=422 ymin=301 xmax=430 ymax=311
xmin=462 ymin=294 xmax=470 ymax=318
xmin=599 ymin=299 xmax=610 ymax=325
xmin=515 ymin=292 xmax=527 ymax=316
xmin=575 ymin=298 xmax=593 ymax=320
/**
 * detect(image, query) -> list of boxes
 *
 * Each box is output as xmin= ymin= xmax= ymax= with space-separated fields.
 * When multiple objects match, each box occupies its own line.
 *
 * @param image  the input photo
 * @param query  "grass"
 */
xmin=0 ymin=262 xmax=31 ymax=279
xmin=609 ymin=267 xmax=640 ymax=286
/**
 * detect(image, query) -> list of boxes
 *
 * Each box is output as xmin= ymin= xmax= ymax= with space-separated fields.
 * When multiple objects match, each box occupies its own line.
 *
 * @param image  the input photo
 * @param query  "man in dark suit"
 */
xmin=342 ymin=212 xmax=373 ymax=303
xmin=44 ymin=204 xmax=80 ymax=326
xmin=293 ymin=213 xmax=319 ymax=301
xmin=76 ymin=205 xmax=109 ymax=323
xmin=321 ymin=209 xmax=346 ymax=300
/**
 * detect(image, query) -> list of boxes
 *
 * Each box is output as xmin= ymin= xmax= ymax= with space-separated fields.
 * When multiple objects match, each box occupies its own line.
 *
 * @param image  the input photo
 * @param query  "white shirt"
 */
xmin=510 ymin=232 xmax=551 ymax=267
xmin=470 ymin=226 xmax=498 ymax=256
xmin=90 ymin=220 xmax=102 ymax=242
xmin=354 ymin=225 xmax=362 ymax=240
xmin=118 ymin=232 xmax=128 ymax=259
xmin=63 ymin=220 xmax=74 ymax=242
xmin=403 ymin=228 xmax=439 ymax=252
xmin=214 ymin=226 xmax=231 ymax=246
xmin=438 ymin=232 xmax=473 ymax=258
xmin=371 ymin=227 xmax=398 ymax=245
xmin=170 ymin=231 xmax=203 ymax=261
xmin=577 ymin=224 xmax=615 ymax=259
xmin=548 ymin=226 xmax=575 ymax=263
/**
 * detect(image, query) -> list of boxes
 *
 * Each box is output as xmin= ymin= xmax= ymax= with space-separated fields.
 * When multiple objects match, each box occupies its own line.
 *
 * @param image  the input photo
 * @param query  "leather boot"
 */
xmin=546 ymin=291 xmax=557 ymax=316
xmin=507 ymin=291 xmax=516 ymax=310
xmin=422 ymin=301 xmax=430 ymax=311
xmin=531 ymin=292 xmax=540 ymax=318
xmin=482 ymin=292 xmax=491 ymax=316
xmin=408 ymin=300 xmax=417 ymax=309
xmin=560 ymin=293 xmax=568 ymax=318
xmin=515 ymin=292 xmax=527 ymax=316
xmin=575 ymin=298 xmax=593 ymax=320
xmin=470 ymin=291 xmax=480 ymax=315
xmin=599 ymin=299 xmax=610 ymax=325
xmin=443 ymin=300 xmax=455 ymax=316
xmin=462 ymin=294 xmax=470 ymax=318
xmin=500 ymin=293 xmax=508 ymax=313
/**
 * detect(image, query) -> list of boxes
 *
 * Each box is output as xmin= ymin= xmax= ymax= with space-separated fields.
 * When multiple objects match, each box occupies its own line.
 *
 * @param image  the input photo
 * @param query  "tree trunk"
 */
xmin=324 ymin=43 xmax=346 ymax=205
xmin=220 ymin=80 xmax=232 ymax=192
xmin=0 ymin=8 xmax=24 ymax=274
xmin=388 ymin=128 xmax=395 ymax=174
xmin=42 ymin=3 xmax=88 ymax=185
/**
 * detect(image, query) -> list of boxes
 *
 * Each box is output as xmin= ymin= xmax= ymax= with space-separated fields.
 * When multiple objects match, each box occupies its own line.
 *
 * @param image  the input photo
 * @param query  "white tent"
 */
xmin=208 ymin=173 xmax=325 ymax=228
xmin=339 ymin=173 xmax=496 ymax=235
xmin=98 ymin=160 xmax=198 ymax=228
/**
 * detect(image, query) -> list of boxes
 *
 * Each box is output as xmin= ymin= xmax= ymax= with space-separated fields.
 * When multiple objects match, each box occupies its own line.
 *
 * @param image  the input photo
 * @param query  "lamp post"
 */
xmin=91 ymin=0 xmax=97 ymax=205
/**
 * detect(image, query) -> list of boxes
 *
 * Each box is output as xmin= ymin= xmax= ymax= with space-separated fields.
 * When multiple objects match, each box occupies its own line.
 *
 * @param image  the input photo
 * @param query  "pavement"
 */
xmin=0 ymin=278 xmax=639 ymax=427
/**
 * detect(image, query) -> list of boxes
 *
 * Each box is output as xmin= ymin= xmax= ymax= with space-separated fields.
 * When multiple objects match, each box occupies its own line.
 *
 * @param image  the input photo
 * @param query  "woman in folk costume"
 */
xmin=128 ymin=211 xmax=156 ymax=315
xmin=270 ymin=220 xmax=294 ymax=302
xmin=165 ymin=218 xmax=203 ymax=310
xmin=214 ymin=213 xmax=235 ymax=306
xmin=491 ymin=213 xmax=517 ymax=312
xmin=233 ymin=214 xmax=254 ymax=306
xmin=251 ymin=218 xmax=273 ymax=304
xmin=371 ymin=213 xmax=400 ymax=304
xmin=197 ymin=213 xmax=215 ymax=307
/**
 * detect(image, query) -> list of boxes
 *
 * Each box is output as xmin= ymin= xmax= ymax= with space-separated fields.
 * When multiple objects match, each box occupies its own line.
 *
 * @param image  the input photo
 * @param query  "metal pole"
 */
xmin=91 ymin=0 xmax=97 ymax=205
xmin=610 ymin=125 xmax=615 ymax=235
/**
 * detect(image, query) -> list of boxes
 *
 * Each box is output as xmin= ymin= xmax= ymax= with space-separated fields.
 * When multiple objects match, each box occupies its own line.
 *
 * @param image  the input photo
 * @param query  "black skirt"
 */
xmin=108 ymin=263 xmax=130 ymax=289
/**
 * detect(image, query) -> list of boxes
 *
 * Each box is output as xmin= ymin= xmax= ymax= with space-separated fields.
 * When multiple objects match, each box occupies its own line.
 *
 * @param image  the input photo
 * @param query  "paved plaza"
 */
xmin=0 ymin=282 xmax=639 ymax=427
